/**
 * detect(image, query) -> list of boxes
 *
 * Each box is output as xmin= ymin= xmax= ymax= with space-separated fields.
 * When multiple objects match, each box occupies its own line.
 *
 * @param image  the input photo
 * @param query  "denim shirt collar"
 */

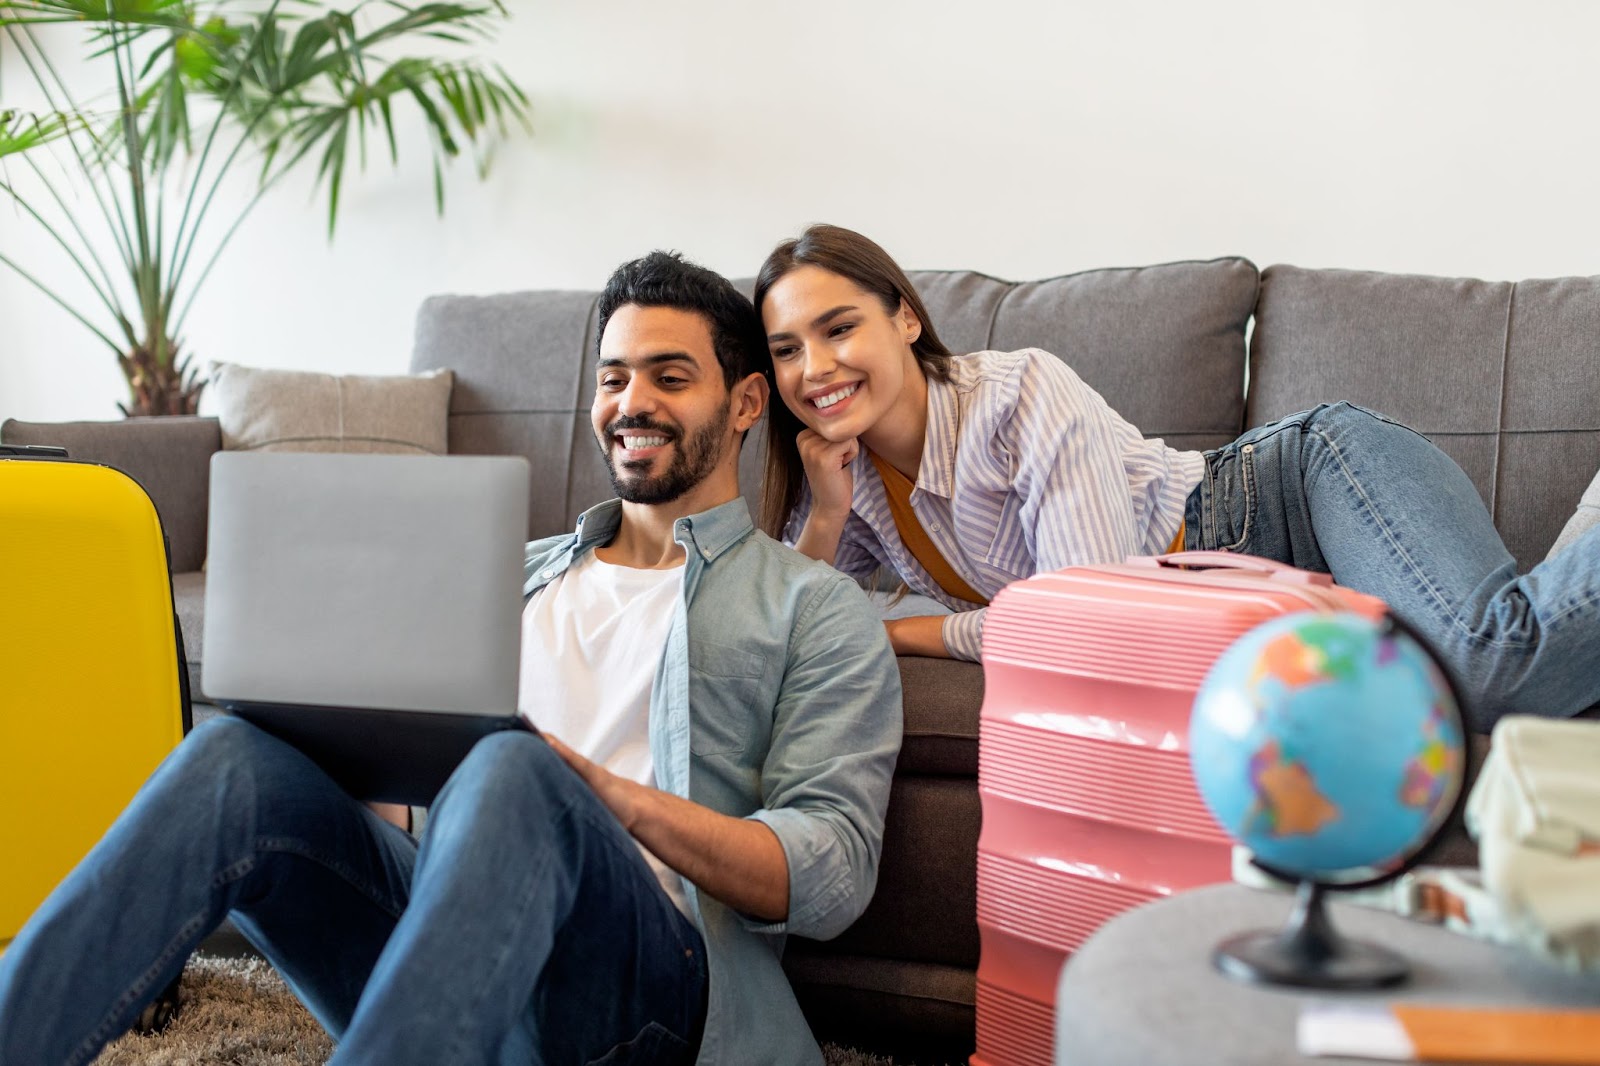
xmin=524 ymin=496 xmax=755 ymax=597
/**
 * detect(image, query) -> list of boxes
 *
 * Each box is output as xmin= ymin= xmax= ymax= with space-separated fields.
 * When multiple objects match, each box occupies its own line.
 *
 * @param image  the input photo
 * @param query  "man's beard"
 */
xmin=599 ymin=405 xmax=729 ymax=505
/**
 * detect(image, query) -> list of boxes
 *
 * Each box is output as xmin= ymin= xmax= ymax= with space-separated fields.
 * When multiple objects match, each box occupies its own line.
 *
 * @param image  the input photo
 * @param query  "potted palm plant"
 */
xmin=0 ymin=0 xmax=529 ymax=415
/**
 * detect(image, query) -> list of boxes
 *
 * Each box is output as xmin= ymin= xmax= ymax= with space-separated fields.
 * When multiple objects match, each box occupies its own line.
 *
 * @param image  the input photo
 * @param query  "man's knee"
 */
xmin=432 ymin=730 xmax=583 ymax=827
xmin=1311 ymin=401 xmax=1416 ymax=443
xmin=174 ymin=714 xmax=274 ymax=770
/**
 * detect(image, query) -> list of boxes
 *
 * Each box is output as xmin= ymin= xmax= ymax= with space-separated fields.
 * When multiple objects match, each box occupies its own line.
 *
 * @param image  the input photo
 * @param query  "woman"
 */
xmin=754 ymin=224 xmax=1600 ymax=731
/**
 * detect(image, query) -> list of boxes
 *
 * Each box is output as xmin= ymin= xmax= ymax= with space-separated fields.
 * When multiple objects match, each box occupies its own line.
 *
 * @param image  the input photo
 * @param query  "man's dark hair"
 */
xmin=596 ymin=251 xmax=766 ymax=388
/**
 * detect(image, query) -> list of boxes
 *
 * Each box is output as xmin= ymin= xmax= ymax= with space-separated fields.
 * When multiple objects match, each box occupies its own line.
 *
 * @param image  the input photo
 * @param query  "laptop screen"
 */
xmin=202 ymin=453 xmax=529 ymax=715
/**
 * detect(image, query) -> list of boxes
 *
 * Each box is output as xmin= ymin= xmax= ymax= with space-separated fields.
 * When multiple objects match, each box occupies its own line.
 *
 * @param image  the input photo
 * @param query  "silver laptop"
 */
xmin=203 ymin=452 xmax=533 ymax=804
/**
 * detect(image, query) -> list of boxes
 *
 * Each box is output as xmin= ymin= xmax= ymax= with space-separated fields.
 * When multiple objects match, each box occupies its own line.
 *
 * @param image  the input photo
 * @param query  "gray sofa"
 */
xmin=9 ymin=259 xmax=1600 ymax=1060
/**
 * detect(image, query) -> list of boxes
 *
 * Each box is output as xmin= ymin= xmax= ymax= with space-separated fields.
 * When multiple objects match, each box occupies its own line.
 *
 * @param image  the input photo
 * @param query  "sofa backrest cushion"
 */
xmin=976 ymin=258 xmax=1259 ymax=454
xmin=412 ymin=258 xmax=1259 ymax=539
xmin=1250 ymin=266 xmax=1600 ymax=569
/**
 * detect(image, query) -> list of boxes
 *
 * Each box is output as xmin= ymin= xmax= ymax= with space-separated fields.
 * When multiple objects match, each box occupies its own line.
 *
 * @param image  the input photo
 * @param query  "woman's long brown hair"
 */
xmin=752 ymin=224 xmax=956 ymax=539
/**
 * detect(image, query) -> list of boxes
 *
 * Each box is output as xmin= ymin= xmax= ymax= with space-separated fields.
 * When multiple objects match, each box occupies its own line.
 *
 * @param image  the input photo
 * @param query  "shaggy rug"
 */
xmin=92 ymin=955 xmax=913 ymax=1065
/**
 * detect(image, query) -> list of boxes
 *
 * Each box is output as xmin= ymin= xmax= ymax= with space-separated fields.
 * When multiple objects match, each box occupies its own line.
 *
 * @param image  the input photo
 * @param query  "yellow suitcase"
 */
xmin=0 ymin=449 xmax=190 ymax=947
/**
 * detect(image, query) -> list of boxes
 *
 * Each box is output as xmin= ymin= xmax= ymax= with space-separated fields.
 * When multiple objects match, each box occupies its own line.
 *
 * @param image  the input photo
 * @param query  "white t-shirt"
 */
xmin=517 ymin=551 xmax=689 ymax=916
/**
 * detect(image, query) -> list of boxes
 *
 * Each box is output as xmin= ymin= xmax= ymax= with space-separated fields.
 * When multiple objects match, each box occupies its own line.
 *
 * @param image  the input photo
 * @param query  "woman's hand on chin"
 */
xmin=797 ymin=429 xmax=858 ymax=520
xmin=885 ymin=615 xmax=951 ymax=658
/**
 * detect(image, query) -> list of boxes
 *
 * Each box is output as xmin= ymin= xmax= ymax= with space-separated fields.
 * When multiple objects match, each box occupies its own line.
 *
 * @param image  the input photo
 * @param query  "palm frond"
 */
xmin=0 ymin=108 xmax=73 ymax=156
xmin=1 ymin=0 xmax=530 ymax=412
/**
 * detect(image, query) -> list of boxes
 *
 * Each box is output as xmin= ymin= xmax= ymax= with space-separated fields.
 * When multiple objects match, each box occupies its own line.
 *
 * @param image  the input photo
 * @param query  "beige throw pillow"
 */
xmin=209 ymin=362 xmax=453 ymax=454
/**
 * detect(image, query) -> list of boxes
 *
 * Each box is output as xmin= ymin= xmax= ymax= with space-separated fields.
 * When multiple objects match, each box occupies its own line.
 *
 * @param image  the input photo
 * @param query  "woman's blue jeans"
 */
xmin=1186 ymin=402 xmax=1600 ymax=731
xmin=0 ymin=717 xmax=707 ymax=1066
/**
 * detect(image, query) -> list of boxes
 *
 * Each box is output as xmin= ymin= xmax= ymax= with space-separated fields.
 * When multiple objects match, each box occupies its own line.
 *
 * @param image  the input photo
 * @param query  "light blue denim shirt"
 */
xmin=523 ymin=496 xmax=903 ymax=1066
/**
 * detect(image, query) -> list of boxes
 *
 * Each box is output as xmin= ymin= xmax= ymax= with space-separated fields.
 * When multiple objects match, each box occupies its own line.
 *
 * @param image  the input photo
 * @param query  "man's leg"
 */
xmin=335 ymin=730 xmax=707 ymax=1066
xmin=0 ymin=715 xmax=417 ymax=1066
xmin=1188 ymin=401 xmax=1600 ymax=728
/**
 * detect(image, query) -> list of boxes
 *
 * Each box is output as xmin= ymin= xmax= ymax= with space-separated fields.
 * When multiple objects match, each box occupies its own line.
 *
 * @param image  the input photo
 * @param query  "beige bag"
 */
xmin=1459 ymin=715 xmax=1600 ymax=970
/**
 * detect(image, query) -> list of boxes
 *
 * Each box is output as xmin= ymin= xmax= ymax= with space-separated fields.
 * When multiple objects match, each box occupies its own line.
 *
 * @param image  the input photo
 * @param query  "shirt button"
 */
xmin=929 ymin=522 xmax=941 ymax=532
xmin=541 ymin=570 xmax=553 ymax=579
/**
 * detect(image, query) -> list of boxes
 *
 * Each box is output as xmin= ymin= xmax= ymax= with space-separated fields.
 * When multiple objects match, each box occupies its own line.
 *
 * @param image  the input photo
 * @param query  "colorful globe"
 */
xmin=1189 ymin=611 xmax=1466 ymax=885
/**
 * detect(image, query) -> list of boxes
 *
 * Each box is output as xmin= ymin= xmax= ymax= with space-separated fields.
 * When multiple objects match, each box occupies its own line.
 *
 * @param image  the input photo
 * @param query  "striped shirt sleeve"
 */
xmin=784 ymin=481 xmax=883 ymax=581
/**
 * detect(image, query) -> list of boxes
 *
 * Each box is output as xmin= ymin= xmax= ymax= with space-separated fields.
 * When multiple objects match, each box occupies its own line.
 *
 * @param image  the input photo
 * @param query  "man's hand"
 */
xmin=541 ymin=733 xmax=644 ymax=830
xmin=542 ymin=733 xmax=790 ymax=922
xmin=885 ymin=615 xmax=951 ymax=658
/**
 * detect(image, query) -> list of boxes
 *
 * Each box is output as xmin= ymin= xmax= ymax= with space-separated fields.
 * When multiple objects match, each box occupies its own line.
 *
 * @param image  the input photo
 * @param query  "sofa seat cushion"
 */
xmin=816 ymin=774 xmax=981 ymax=969
xmin=897 ymin=657 xmax=983 ymax=777
xmin=785 ymin=951 xmax=975 ymax=1058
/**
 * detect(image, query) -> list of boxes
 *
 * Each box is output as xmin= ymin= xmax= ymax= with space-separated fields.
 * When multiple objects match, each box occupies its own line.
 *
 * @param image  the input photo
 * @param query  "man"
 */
xmin=0 ymin=252 xmax=903 ymax=1066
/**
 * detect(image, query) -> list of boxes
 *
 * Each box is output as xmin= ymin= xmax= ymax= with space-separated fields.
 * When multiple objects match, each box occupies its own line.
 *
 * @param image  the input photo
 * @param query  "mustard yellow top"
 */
xmin=867 ymin=450 xmax=989 ymax=606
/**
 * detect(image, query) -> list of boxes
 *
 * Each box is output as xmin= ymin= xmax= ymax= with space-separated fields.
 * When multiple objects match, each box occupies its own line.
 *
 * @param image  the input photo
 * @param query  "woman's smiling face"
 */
xmin=760 ymin=264 xmax=924 ymax=444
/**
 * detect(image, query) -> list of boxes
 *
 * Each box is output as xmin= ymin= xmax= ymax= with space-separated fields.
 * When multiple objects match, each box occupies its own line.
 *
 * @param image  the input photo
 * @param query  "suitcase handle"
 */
xmin=1125 ymin=550 xmax=1334 ymax=587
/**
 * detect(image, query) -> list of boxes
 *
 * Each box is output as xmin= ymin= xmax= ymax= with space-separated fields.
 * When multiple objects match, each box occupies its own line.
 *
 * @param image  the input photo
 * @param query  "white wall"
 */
xmin=4 ymin=0 xmax=1599 ymax=422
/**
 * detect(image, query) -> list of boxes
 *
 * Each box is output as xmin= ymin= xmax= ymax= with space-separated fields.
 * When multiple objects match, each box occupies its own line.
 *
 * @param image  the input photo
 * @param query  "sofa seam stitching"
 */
xmin=982 ymin=282 xmax=1014 ymax=351
xmin=1490 ymin=283 xmax=1515 ymax=523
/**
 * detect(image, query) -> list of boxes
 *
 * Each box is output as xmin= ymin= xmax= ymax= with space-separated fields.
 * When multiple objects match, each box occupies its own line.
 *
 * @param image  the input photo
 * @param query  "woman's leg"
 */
xmin=333 ymin=730 xmax=706 ymax=1066
xmin=0 ymin=715 xmax=416 ymax=1066
xmin=1186 ymin=401 xmax=1600 ymax=730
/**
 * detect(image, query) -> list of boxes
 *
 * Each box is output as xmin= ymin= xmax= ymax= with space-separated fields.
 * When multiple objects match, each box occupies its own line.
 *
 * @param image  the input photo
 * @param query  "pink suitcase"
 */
xmin=972 ymin=552 xmax=1387 ymax=1066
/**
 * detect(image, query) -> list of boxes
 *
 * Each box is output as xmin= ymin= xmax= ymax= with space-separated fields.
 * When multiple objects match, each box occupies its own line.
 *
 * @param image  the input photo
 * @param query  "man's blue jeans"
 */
xmin=1187 ymin=402 xmax=1600 ymax=730
xmin=0 ymin=717 xmax=707 ymax=1066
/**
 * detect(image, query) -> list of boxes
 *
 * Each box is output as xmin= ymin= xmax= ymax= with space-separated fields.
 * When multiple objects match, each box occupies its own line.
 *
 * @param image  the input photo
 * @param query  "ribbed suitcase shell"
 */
xmin=972 ymin=553 xmax=1385 ymax=1066
xmin=0 ymin=458 xmax=189 ymax=945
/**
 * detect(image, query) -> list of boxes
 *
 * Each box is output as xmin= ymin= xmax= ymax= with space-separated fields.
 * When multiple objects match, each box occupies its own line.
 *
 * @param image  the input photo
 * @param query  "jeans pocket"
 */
xmin=1207 ymin=442 xmax=1256 ymax=552
xmin=585 ymin=1021 xmax=693 ymax=1066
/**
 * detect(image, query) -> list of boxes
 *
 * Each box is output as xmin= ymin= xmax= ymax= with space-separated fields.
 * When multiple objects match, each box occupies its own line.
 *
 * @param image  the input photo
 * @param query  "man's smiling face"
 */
xmin=591 ymin=303 xmax=737 ymax=506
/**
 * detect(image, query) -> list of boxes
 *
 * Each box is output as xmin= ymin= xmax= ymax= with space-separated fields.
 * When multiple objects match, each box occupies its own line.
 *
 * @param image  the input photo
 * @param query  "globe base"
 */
xmin=1212 ymin=881 xmax=1410 ymax=990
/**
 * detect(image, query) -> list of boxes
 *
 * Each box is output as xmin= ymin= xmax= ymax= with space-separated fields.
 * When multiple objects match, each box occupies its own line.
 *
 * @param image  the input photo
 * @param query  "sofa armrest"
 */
xmin=1 ymin=416 xmax=221 ymax=572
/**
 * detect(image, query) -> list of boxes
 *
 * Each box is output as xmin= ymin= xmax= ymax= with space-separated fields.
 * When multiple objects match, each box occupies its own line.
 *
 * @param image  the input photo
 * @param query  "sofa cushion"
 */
xmin=980 ymin=258 xmax=1259 ymax=454
xmin=411 ymin=291 xmax=600 ymax=539
xmin=209 ymin=362 xmax=453 ymax=455
xmin=1250 ymin=266 xmax=1600 ymax=569
xmin=1 ymin=416 xmax=219 ymax=572
xmin=821 ymin=774 xmax=981 ymax=967
xmin=785 ymin=952 xmax=975 ymax=1057
xmin=898 ymin=657 xmax=983 ymax=776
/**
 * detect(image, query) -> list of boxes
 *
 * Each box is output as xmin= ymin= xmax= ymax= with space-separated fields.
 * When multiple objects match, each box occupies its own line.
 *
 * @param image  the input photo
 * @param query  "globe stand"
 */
xmin=1212 ymin=880 xmax=1410 ymax=990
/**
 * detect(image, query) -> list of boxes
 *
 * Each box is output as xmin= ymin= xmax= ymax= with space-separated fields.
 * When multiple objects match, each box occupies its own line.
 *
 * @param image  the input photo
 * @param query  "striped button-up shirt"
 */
xmin=783 ymin=348 xmax=1206 ymax=661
